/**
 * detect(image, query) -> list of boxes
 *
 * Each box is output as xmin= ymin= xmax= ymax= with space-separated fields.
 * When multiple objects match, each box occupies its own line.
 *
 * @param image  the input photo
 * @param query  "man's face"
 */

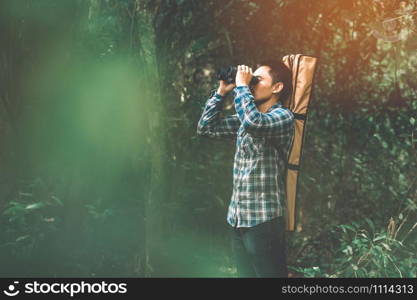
xmin=251 ymin=66 xmax=283 ymax=103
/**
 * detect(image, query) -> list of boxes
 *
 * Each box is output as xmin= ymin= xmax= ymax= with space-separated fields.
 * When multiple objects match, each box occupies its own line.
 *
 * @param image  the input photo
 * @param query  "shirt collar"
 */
xmin=266 ymin=101 xmax=282 ymax=113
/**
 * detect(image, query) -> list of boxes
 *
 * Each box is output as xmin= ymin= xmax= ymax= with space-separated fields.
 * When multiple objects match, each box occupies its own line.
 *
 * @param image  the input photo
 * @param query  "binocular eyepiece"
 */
xmin=216 ymin=66 xmax=259 ymax=86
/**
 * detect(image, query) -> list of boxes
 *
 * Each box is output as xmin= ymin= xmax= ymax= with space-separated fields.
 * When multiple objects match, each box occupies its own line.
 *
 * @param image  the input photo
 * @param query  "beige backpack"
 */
xmin=281 ymin=54 xmax=318 ymax=232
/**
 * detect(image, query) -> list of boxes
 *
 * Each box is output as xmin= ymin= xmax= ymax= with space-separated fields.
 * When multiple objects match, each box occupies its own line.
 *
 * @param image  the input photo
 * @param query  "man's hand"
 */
xmin=217 ymin=80 xmax=236 ymax=96
xmin=236 ymin=65 xmax=253 ymax=87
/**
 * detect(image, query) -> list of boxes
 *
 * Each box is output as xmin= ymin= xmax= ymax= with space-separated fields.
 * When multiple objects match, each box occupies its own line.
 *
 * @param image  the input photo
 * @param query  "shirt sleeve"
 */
xmin=196 ymin=92 xmax=241 ymax=138
xmin=233 ymin=85 xmax=294 ymax=143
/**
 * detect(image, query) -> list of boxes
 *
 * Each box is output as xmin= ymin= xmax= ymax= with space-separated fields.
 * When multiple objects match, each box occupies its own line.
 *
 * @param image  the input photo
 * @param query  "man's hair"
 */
xmin=256 ymin=59 xmax=293 ymax=102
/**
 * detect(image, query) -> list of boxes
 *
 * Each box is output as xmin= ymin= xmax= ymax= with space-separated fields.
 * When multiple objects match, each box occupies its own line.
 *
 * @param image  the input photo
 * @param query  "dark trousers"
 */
xmin=229 ymin=216 xmax=288 ymax=278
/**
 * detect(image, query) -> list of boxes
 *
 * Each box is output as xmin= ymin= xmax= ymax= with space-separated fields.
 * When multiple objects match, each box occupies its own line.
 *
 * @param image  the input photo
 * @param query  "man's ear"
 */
xmin=272 ymin=82 xmax=284 ymax=95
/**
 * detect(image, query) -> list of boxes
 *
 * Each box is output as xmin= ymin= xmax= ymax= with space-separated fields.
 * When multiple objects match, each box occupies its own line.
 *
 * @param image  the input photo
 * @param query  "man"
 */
xmin=196 ymin=60 xmax=294 ymax=278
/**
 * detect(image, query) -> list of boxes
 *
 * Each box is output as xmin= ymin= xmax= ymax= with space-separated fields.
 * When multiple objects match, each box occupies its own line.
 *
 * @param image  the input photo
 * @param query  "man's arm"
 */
xmin=196 ymin=92 xmax=241 ymax=138
xmin=233 ymin=85 xmax=294 ymax=144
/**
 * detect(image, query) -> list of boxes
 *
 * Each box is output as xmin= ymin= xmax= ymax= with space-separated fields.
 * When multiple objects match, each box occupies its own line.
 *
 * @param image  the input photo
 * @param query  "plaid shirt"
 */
xmin=197 ymin=85 xmax=295 ymax=228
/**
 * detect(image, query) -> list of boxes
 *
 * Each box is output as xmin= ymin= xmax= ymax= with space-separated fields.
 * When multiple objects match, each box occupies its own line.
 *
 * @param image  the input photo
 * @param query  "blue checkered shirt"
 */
xmin=197 ymin=85 xmax=295 ymax=228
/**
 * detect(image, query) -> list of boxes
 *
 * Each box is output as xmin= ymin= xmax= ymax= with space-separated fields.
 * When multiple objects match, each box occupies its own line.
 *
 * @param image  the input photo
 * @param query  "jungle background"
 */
xmin=0 ymin=0 xmax=416 ymax=277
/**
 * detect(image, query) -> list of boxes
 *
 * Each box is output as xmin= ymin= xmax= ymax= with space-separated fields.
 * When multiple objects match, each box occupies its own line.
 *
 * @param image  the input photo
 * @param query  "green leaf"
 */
xmin=373 ymin=235 xmax=385 ymax=242
xmin=359 ymin=233 xmax=367 ymax=238
xmin=381 ymin=243 xmax=391 ymax=251
xmin=388 ymin=186 xmax=398 ymax=196
xmin=410 ymin=117 xmax=415 ymax=126
xmin=343 ymin=224 xmax=356 ymax=231
xmin=25 ymin=202 xmax=45 ymax=210
xmin=19 ymin=192 xmax=33 ymax=197
xmin=16 ymin=235 xmax=30 ymax=242
xmin=365 ymin=218 xmax=375 ymax=233
xmin=51 ymin=195 xmax=63 ymax=206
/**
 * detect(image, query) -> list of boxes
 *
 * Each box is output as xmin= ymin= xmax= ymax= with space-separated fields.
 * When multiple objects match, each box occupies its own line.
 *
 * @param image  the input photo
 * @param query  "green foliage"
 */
xmin=1 ymin=178 xmax=62 ymax=259
xmin=292 ymin=215 xmax=417 ymax=278
xmin=333 ymin=218 xmax=415 ymax=277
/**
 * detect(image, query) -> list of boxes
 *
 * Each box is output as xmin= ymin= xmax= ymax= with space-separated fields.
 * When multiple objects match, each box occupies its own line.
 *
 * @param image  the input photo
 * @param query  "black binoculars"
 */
xmin=216 ymin=66 xmax=259 ymax=86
